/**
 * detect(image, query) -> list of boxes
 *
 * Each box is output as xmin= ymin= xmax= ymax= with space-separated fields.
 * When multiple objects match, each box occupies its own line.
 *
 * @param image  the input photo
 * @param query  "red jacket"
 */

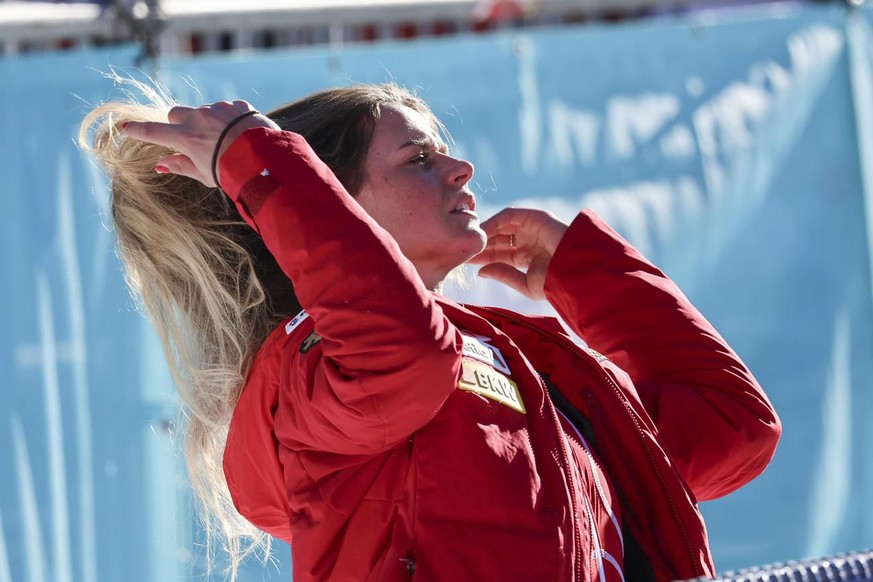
xmin=219 ymin=128 xmax=781 ymax=581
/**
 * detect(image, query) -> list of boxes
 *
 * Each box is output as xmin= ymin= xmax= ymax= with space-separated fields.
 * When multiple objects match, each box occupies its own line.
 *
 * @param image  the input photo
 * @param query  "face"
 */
xmin=356 ymin=104 xmax=485 ymax=289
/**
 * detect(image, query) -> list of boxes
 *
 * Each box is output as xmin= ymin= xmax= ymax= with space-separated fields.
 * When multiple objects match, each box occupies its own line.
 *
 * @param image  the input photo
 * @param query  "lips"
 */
xmin=450 ymin=193 xmax=477 ymax=214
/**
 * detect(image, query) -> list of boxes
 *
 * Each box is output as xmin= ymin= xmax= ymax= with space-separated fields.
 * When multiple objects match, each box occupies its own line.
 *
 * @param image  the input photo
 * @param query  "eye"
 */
xmin=410 ymin=151 xmax=431 ymax=166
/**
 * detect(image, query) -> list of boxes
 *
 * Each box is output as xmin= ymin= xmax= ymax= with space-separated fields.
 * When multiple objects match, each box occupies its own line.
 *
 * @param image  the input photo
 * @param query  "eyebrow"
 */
xmin=396 ymin=136 xmax=447 ymax=153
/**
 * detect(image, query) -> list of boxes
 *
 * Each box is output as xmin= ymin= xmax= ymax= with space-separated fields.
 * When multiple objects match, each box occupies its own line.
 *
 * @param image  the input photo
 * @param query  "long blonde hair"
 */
xmin=79 ymin=79 xmax=442 ymax=578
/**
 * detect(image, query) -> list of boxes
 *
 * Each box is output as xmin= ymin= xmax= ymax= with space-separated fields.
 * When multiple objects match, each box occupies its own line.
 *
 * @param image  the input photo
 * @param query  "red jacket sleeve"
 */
xmin=223 ymin=336 xmax=292 ymax=542
xmin=543 ymin=210 xmax=781 ymax=501
xmin=219 ymin=128 xmax=462 ymax=455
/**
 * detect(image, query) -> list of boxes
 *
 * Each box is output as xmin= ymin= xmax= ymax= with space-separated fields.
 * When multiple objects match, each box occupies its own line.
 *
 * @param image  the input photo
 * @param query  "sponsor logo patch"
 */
xmin=285 ymin=311 xmax=309 ymax=335
xmin=459 ymin=359 xmax=525 ymax=413
xmin=460 ymin=333 xmax=511 ymax=374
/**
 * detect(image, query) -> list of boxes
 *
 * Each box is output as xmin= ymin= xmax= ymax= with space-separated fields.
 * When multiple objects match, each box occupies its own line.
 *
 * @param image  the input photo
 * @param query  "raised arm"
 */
xmin=221 ymin=127 xmax=463 ymax=454
xmin=125 ymin=102 xmax=463 ymax=455
xmin=543 ymin=210 xmax=781 ymax=500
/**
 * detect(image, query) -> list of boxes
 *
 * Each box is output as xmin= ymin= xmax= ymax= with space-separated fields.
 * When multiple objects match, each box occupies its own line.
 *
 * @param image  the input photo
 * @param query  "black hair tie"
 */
xmin=211 ymin=109 xmax=260 ymax=191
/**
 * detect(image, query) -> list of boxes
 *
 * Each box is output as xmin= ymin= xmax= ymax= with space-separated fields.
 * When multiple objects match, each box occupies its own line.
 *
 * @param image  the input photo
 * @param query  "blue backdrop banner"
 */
xmin=2 ymin=3 xmax=872 ymax=581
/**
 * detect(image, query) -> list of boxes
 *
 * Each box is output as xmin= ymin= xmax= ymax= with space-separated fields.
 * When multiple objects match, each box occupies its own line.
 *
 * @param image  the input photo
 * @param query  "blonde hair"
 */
xmin=80 ymin=79 xmax=444 ymax=578
xmin=80 ymin=89 xmax=294 ymax=578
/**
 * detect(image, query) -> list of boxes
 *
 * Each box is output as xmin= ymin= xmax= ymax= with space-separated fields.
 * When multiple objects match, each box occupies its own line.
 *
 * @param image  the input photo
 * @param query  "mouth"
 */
xmin=449 ymin=194 xmax=477 ymax=215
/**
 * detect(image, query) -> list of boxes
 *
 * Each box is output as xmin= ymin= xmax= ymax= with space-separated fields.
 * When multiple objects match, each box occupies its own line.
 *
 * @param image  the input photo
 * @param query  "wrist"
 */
xmin=214 ymin=113 xmax=280 ymax=189
xmin=542 ymin=217 xmax=569 ymax=257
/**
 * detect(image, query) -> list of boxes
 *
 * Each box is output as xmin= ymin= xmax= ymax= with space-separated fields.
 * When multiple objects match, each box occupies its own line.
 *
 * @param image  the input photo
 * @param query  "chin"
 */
xmin=469 ymin=224 xmax=487 ymax=248
xmin=461 ymin=228 xmax=488 ymax=257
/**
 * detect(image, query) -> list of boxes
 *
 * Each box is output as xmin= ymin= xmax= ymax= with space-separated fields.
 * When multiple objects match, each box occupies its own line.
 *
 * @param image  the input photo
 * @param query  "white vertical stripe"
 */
xmin=58 ymin=153 xmax=98 ymax=582
xmin=806 ymin=310 xmax=852 ymax=555
xmin=11 ymin=417 xmax=49 ymax=582
xmin=558 ymin=409 xmax=623 ymax=550
xmin=598 ymin=549 xmax=625 ymax=582
xmin=582 ymin=493 xmax=607 ymax=581
xmin=37 ymin=273 xmax=73 ymax=582
xmin=585 ymin=492 xmax=625 ymax=582
xmin=0 ymin=508 xmax=11 ymax=582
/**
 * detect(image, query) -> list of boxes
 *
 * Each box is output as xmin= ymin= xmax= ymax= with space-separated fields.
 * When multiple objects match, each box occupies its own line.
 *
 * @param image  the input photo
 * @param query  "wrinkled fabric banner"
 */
xmin=2 ymin=3 xmax=872 ymax=581
xmin=0 ymin=47 xmax=191 ymax=582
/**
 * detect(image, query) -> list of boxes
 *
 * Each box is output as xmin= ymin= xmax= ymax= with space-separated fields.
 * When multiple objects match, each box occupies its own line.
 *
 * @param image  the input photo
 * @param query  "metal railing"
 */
xmin=0 ymin=0 xmax=778 ymax=58
xmin=686 ymin=549 xmax=873 ymax=582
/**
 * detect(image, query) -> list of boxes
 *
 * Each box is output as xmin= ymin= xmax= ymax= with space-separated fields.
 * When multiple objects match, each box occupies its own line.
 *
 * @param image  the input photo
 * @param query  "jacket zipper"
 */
xmin=463 ymin=305 xmax=583 ymax=581
xmin=466 ymin=304 xmax=703 ymax=579
xmin=536 ymin=370 xmax=584 ymax=581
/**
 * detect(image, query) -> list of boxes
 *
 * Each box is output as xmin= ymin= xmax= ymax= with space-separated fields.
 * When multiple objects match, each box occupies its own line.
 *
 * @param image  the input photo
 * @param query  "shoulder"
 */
xmin=239 ymin=311 xmax=319 ymax=402
xmin=227 ymin=310 xmax=317 ymax=470
xmin=259 ymin=310 xmax=317 ymax=359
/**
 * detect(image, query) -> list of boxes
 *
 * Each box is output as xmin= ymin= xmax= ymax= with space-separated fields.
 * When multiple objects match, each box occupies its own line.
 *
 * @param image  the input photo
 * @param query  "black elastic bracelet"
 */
xmin=211 ymin=109 xmax=260 ymax=191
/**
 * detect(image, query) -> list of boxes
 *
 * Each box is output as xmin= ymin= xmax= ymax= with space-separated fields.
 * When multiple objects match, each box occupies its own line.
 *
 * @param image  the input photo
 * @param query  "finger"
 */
xmin=468 ymin=249 xmax=497 ymax=266
xmin=482 ymin=208 xmax=569 ymax=257
xmin=232 ymin=99 xmax=255 ymax=111
xmin=477 ymin=264 xmax=533 ymax=298
xmin=123 ymin=120 xmax=187 ymax=150
xmin=155 ymin=153 xmax=209 ymax=184
xmin=469 ymin=243 xmax=521 ymax=267
xmin=167 ymin=105 xmax=196 ymax=124
xmin=487 ymin=234 xmax=516 ymax=250
xmin=480 ymin=207 xmax=524 ymax=236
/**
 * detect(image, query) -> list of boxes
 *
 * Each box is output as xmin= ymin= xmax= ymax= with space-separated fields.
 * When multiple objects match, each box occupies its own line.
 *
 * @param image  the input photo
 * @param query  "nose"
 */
xmin=447 ymin=156 xmax=474 ymax=186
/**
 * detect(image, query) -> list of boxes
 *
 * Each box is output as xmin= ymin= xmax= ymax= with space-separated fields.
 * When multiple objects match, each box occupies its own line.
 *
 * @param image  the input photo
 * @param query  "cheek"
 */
xmin=362 ymin=175 xmax=440 ymax=226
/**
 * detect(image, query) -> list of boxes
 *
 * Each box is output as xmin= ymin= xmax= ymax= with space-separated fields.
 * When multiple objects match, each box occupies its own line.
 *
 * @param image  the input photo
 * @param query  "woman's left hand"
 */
xmin=470 ymin=208 xmax=568 ymax=300
xmin=123 ymin=100 xmax=278 ymax=187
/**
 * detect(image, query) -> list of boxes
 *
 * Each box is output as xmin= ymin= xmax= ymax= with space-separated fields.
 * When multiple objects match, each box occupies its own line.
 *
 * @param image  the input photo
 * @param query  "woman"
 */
xmin=81 ymin=83 xmax=781 ymax=581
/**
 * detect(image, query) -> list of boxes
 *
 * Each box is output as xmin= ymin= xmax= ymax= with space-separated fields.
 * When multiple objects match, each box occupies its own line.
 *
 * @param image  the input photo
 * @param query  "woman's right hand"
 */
xmin=123 ymin=100 xmax=279 ymax=187
xmin=470 ymin=207 xmax=568 ymax=300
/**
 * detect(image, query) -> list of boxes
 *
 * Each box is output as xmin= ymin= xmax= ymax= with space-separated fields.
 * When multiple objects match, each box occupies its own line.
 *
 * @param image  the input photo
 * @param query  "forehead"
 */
xmin=372 ymin=103 xmax=445 ymax=149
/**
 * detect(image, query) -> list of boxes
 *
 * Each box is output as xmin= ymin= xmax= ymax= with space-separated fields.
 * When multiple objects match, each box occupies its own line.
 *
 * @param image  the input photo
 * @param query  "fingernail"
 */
xmin=155 ymin=165 xmax=169 ymax=174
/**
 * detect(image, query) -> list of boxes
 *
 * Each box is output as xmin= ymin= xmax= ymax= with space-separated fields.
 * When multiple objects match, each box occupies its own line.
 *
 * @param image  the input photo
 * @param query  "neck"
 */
xmin=418 ymin=265 xmax=449 ymax=293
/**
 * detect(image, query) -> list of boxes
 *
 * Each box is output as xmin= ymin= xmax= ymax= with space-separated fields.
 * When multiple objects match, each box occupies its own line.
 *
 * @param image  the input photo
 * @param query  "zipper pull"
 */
xmin=400 ymin=557 xmax=416 ymax=578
